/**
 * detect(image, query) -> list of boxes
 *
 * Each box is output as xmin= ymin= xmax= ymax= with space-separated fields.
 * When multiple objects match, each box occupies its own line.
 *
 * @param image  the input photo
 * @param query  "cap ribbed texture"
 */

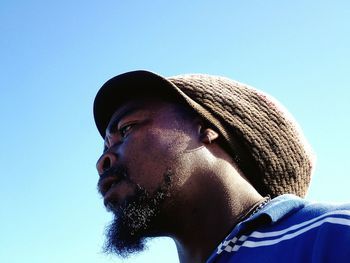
xmin=167 ymin=74 xmax=314 ymax=198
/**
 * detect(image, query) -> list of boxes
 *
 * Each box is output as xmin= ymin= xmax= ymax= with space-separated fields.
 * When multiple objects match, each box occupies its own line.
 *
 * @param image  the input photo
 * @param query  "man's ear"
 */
xmin=200 ymin=128 xmax=219 ymax=144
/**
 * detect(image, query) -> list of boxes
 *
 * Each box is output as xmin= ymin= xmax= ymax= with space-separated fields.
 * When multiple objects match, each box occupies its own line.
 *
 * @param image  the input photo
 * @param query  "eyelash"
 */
xmin=118 ymin=123 xmax=135 ymax=138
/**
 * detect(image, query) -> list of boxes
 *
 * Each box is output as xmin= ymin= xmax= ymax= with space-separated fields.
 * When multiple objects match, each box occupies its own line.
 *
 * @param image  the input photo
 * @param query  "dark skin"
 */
xmin=96 ymin=98 xmax=263 ymax=263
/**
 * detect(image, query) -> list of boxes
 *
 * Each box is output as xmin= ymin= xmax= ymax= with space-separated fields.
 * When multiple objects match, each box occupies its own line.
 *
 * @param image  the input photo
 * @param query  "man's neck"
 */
xmin=168 ymin=170 xmax=263 ymax=263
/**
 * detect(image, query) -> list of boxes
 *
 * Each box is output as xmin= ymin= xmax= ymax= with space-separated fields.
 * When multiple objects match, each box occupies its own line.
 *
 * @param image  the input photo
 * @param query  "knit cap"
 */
xmin=94 ymin=70 xmax=315 ymax=198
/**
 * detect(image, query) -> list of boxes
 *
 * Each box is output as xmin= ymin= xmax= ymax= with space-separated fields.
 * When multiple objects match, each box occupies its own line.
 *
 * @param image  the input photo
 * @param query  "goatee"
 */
xmin=103 ymin=169 xmax=173 ymax=258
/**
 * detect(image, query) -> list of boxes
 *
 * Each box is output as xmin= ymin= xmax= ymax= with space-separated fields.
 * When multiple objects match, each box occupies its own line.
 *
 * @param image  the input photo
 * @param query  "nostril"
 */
xmin=102 ymin=157 xmax=111 ymax=171
xmin=97 ymin=153 xmax=117 ymax=175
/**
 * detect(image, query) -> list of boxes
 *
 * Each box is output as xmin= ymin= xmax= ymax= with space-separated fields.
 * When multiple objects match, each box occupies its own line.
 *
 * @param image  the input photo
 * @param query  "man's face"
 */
xmin=96 ymin=98 xmax=201 ymax=257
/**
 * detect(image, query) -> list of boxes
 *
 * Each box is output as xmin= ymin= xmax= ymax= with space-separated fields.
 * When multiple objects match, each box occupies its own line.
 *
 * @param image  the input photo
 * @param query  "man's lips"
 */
xmin=97 ymin=166 xmax=127 ymax=199
xmin=98 ymin=176 xmax=122 ymax=198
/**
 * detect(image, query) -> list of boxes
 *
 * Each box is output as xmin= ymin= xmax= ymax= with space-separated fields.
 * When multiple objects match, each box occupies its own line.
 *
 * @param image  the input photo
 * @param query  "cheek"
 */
xmin=123 ymin=129 xmax=190 ymax=191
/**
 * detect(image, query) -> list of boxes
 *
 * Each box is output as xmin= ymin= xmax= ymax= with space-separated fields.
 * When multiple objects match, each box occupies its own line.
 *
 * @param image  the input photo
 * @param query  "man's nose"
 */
xmin=96 ymin=152 xmax=117 ymax=175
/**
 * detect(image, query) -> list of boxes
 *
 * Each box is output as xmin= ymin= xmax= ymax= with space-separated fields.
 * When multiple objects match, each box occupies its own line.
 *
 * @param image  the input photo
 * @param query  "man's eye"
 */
xmin=118 ymin=123 xmax=134 ymax=138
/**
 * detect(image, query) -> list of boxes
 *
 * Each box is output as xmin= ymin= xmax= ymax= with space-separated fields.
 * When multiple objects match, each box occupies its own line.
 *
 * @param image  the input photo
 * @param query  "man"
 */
xmin=94 ymin=70 xmax=350 ymax=263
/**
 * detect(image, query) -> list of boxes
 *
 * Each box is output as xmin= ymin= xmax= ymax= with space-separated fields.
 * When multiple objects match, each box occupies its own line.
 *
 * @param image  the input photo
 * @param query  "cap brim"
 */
xmin=93 ymin=70 xmax=186 ymax=138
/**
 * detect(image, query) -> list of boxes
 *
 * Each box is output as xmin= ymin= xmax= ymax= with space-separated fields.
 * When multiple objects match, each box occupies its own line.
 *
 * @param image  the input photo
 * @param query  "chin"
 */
xmin=103 ymin=169 xmax=174 ymax=257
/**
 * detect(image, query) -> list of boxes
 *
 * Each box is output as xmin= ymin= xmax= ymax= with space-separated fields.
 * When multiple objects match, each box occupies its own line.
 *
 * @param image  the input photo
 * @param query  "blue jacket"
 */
xmin=206 ymin=194 xmax=350 ymax=263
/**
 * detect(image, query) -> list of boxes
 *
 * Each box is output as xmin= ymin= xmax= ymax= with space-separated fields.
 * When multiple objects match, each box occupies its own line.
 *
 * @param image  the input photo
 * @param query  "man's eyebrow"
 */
xmin=106 ymin=106 xmax=140 ymax=135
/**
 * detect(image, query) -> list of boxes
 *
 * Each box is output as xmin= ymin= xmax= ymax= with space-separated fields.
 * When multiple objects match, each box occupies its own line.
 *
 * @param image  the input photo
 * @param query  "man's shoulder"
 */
xmin=276 ymin=196 xmax=350 ymax=262
xmin=277 ymin=195 xmax=350 ymax=226
xmin=207 ymin=195 xmax=350 ymax=263
xmin=260 ymin=194 xmax=350 ymax=240
xmin=262 ymin=194 xmax=350 ymax=223
xmin=253 ymin=195 xmax=350 ymax=262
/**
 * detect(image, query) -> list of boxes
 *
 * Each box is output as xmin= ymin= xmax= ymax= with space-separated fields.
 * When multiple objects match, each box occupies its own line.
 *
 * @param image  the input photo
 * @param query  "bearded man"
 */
xmin=94 ymin=70 xmax=350 ymax=263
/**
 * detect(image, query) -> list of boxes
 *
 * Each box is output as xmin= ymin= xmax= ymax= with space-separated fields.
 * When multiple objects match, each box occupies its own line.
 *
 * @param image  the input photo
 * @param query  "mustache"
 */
xmin=100 ymin=165 xmax=128 ymax=181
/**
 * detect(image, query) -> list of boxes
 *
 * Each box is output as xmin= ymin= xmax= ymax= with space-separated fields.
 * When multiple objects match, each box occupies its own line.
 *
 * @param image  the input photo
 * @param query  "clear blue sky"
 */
xmin=1 ymin=1 xmax=349 ymax=262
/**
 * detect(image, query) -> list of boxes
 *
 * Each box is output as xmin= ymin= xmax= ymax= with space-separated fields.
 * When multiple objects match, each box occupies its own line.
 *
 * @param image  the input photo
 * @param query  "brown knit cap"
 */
xmin=94 ymin=70 xmax=315 ymax=198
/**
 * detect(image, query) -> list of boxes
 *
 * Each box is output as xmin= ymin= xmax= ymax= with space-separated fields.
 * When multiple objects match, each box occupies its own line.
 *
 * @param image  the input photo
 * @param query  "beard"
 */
xmin=102 ymin=166 xmax=173 ymax=258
